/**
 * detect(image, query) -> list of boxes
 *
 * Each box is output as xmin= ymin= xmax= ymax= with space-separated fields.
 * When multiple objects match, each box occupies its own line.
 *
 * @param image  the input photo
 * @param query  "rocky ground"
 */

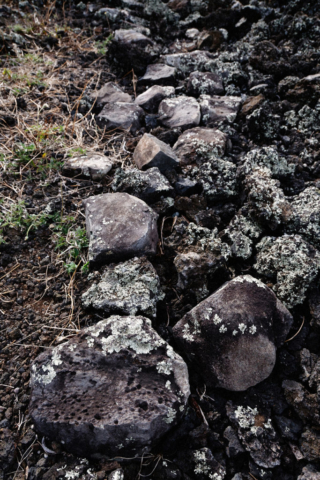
xmin=1 ymin=0 xmax=320 ymax=479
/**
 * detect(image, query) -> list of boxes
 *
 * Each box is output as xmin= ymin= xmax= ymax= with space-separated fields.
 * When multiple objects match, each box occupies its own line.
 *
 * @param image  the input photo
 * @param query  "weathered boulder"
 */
xmin=160 ymin=50 xmax=214 ymax=75
xmin=82 ymin=257 xmax=164 ymax=319
xmin=172 ymin=275 xmax=293 ymax=391
xmin=187 ymin=71 xmax=224 ymax=96
xmin=189 ymin=158 xmax=238 ymax=201
xmin=158 ymin=96 xmax=201 ymax=130
xmin=135 ymin=85 xmax=175 ymax=113
xmin=138 ymin=63 xmax=176 ymax=86
xmin=238 ymin=146 xmax=295 ymax=179
xmin=173 ymin=127 xmax=227 ymax=165
xmin=133 ymin=133 xmax=179 ymax=172
xmin=29 ymin=316 xmax=190 ymax=457
xmin=83 ymin=192 xmax=158 ymax=266
xmin=200 ymin=95 xmax=242 ymax=126
xmin=91 ymin=82 xmax=133 ymax=108
xmin=62 ymin=154 xmax=113 ymax=181
xmin=96 ymin=102 xmax=144 ymax=134
xmin=286 ymin=187 xmax=320 ymax=248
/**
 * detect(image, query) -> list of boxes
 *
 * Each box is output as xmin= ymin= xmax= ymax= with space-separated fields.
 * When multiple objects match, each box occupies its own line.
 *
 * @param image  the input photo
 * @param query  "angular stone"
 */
xmin=138 ymin=64 xmax=176 ymax=86
xmin=238 ymin=146 xmax=295 ymax=179
xmin=62 ymin=154 xmax=113 ymax=181
xmin=172 ymin=275 xmax=293 ymax=391
xmin=187 ymin=71 xmax=224 ymax=96
xmin=82 ymin=257 xmax=164 ymax=319
xmin=174 ymin=177 xmax=200 ymax=196
xmin=83 ymin=192 xmax=158 ymax=266
xmin=286 ymin=187 xmax=320 ymax=249
xmin=282 ymin=380 xmax=320 ymax=427
xmin=298 ymin=464 xmax=320 ymax=480
xmin=91 ymin=82 xmax=133 ymax=108
xmin=96 ymin=102 xmax=144 ymax=134
xmin=29 ymin=315 xmax=190 ymax=457
xmin=173 ymin=127 xmax=227 ymax=165
xmin=190 ymin=157 xmax=238 ymax=201
xmin=223 ymin=426 xmax=245 ymax=458
xmin=200 ymin=95 xmax=242 ymax=126
xmin=135 ymin=86 xmax=175 ymax=113
xmin=158 ymin=96 xmax=200 ymax=130
xmin=160 ymin=50 xmax=213 ymax=75
xmin=133 ymin=133 xmax=179 ymax=172
xmin=240 ymin=94 xmax=264 ymax=115
xmin=301 ymin=429 xmax=320 ymax=462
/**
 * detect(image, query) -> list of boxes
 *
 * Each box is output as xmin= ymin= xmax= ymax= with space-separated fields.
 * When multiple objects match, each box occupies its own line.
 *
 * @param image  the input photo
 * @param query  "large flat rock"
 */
xmin=200 ymin=95 xmax=242 ymax=126
xmin=138 ymin=63 xmax=176 ymax=86
xmin=158 ymin=96 xmax=201 ymax=130
xmin=96 ymin=102 xmax=144 ymax=134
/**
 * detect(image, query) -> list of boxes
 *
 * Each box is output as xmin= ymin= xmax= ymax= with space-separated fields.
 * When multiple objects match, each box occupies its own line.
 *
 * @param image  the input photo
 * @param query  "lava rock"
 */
xmin=238 ymin=146 xmax=295 ymax=179
xmin=160 ymin=50 xmax=214 ymax=75
xmin=286 ymin=187 xmax=320 ymax=249
xmin=96 ymin=102 xmax=144 ymax=135
xmin=138 ymin=63 xmax=176 ymax=86
xmin=82 ymin=257 xmax=164 ymax=319
xmin=83 ymin=192 xmax=158 ymax=266
xmin=62 ymin=154 xmax=113 ymax=181
xmin=172 ymin=275 xmax=293 ymax=391
xmin=174 ymin=177 xmax=200 ymax=196
xmin=29 ymin=316 xmax=190 ymax=457
xmin=282 ymin=380 xmax=320 ymax=427
xmin=298 ymin=464 xmax=320 ymax=480
xmin=200 ymin=95 xmax=242 ymax=126
xmin=135 ymin=85 xmax=175 ymax=113
xmin=173 ymin=127 xmax=228 ymax=165
xmin=187 ymin=71 xmax=224 ymax=96
xmin=300 ymin=428 xmax=320 ymax=462
xmin=0 ymin=428 xmax=15 ymax=472
xmin=223 ymin=426 xmax=245 ymax=458
xmin=222 ymin=213 xmax=263 ymax=261
xmin=91 ymin=82 xmax=133 ymax=108
xmin=133 ymin=133 xmax=179 ymax=172
xmin=192 ymin=448 xmax=226 ymax=479
xmin=158 ymin=96 xmax=201 ymax=130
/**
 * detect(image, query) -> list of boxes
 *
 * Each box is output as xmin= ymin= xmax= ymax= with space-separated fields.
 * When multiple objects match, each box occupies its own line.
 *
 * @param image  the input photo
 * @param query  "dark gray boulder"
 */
xmin=133 ymin=133 xmax=179 ymax=172
xmin=173 ymin=127 xmax=227 ymax=165
xmin=29 ymin=316 xmax=190 ymax=458
xmin=135 ymin=85 xmax=175 ymax=113
xmin=96 ymin=102 xmax=144 ymax=134
xmin=138 ymin=63 xmax=176 ymax=86
xmin=172 ymin=275 xmax=293 ymax=391
xmin=200 ymin=95 xmax=242 ymax=126
xmin=91 ymin=82 xmax=133 ymax=108
xmin=187 ymin=71 xmax=224 ymax=96
xmin=158 ymin=96 xmax=201 ymax=130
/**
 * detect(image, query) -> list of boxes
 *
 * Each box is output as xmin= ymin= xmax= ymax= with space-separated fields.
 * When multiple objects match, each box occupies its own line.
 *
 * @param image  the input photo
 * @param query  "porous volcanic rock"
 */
xmin=298 ymin=464 xmax=320 ymax=480
xmin=200 ymin=95 xmax=242 ymax=126
xmin=138 ymin=63 xmax=176 ymax=86
xmin=172 ymin=275 xmax=293 ymax=391
xmin=29 ymin=316 xmax=190 ymax=457
xmin=96 ymin=102 xmax=144 ymax=134
xmin=133 ymin=133 xmax=179 ymax=172
xmin=187 ymin=71 xmax=224 ymax=96
xmin=160 ymin=50 xmax=214 ymax=75
xmin=82 ymin=257 xmax=164 ymax=319
xmin=83 ymin=192 xmax=158 ymax=266
xmin=158 ymin=96 xmax=201 ymax=130
xmin=62 ymin=154 xmax=113 ymax=181
xmin=286 ymin=187 xmax=320 ymax=248
xmin=91 ymin=82 xmax=133 ymax=108
xmin=135 ymin=85 xmax=175 ymax=113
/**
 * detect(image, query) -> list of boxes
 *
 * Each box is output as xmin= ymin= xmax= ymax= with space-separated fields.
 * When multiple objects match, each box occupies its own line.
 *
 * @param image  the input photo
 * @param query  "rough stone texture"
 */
xmin=173 ymin=127 xmax=227 ymax=165
xmin=0 ymin=428 xmax=15 ymax=473
xmin=192 ymin=448 xmax=226 ymax=479
xmin=62 ymin=154 xmax=113 ymax=181
xmin=91 ymin=82 xmax=133 ymax=108
xmin=174 ymin=177 xmax=200 ymax=196
xmin=158 ymin=96 xmax=201 ymax=130
xmin=189 ymin=158 xmax=238 ymax=201
xmin=222 ymin=213 xmax=263 ymax=261
xmin=227 ymin=402 xmax=282 ymax=468
xmin=282 ymin=380 xmax=320 ymax=427
xmin=200 ymin=95 xmax=242 ymax=126
xmin=187 ymin=71 xmax=224 ymax=96
xmin=223 ymin=426 xmax=245 ymax=458
xmin=238 ymin=146 xmax=295 ymax=179
xmin=172 ymin=275 xmax=293 ymax=391
xmin=300 ymin=429 xmax=320 ymax=462
xmin=29 ymin=316 xmax=190 ymax=457
xmin=96 ymin=102 xmax=144 ymax=134
xmin=111 ymin=166 xmax=174 ymax=203
xmin=82 ymin=257 xmax=164 ymax=319
xmin=133 ymin=133 xmax=179 ymax=172
xmin=83 ymin=192 xmax=158 ymax=266
xmin=240 ymin=94 xmax=264 ymax=115
xmin=138 ymin=63 xmax=176 ymax=86
xmin=298 ymin=464 xmax=320 ymax=480
xmin=135 ymin=85 xmax=175 ymax=113
xmin=286 ymin=187 xmax=320 ymax=248
xmin=255 ymin=234 xmax=320 ymax=309
xmin=160 ymin=50 xmax=213 ymax=75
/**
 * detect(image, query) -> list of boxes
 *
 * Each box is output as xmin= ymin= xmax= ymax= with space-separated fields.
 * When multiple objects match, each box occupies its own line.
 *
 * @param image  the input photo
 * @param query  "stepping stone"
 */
xmin=96 ymin=102 xmax=144 ymax=134
xmin=172 ymin=275 xmax=293 ymax=391
xmin=173 ymin=127 xmax=228 ymax=165
xmin=138 ymin=64 xmax=176 ymax=86
xmin=91 ymin=82 xmax=133 ymax=108
xmin=187 ymin=71 xmax=224 ymax=96
xmin=82 ymin=257 xmax=164 ymax=318
xmin=62 ymin=153 xmax=113 ymax=181
xmin=200 ymin=95 xmax=242 ymax=126
xmin=83 ymin=192 xmax=158 ymax=266
xmin=135 ymin=85 xmax=175 ymax=113
xmin=158 ymin=96 xmax=201 ymax=130
xmin=133 ymin=133 xmax=179 ymax=172
xmin=29 ymin=315 xmax=190 ymax=457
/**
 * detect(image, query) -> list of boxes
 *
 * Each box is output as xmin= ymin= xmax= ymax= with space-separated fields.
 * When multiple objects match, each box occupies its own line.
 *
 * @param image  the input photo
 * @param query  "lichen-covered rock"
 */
xmin=200 ymin=95 xmax=242 ymax=126
xmin=29 ymin=316 xmax=190 ymax=457
xmin=298 ymin=464 xmax=320 ymax=480
xmin=133 ymin=133 xmax=179 ymax=172
xmin=62 ymin=154 xmax=113 ymax=181
xmin=255 ymin=234 xmax=320 ymax=308
xmin=190 ymin=158 xmax=238 ymax=201
xmin=96 ymin=102 xmax=144 ymax=135
xmin=224 ymin=426 xmax=245 ymax=458
xmin=192 ymin=448 xmax=226 ymax=480
xmin=91 ymin=82 xmax=133 ymax=108
xmin=247 ymin=105 xmax=281 ymax=141
xmin=82 ymin=257 xmax=164 ymax=319
xmin=172 ymin=127 xmax=227 ymax=165
xmin=300 ymin=429 xmax=320 ymax=462
xmin=227 ymin=402 xmax=282 ymax=468
xmin=111 ymin=166 xmax=174 ymax=202
xmin=282 ymin=380 xmax=320 ymax=427
xmin=158 ymin=96 xmax=201 ymax=130
xmin=135 ymin=85 xmax=175 ymax=113
xmin=222 ymin=213 xmax=263 ymax=260
xmin=83 ymin=192 xmax=158 ymax=266
xmin=187 ymin=71 xmax=224 ymax=96
xmin=160 ymin=50 xmax=214 ymax=75
xmin=238 ymin=146 xmax=295 ymax=179
xmin=172 ymin=275 xmax=293 ymax=391
xmin=138 ymin=63 xmax=176 ymax=86
xmin=286 ymin=187 xmax=320 ymax=248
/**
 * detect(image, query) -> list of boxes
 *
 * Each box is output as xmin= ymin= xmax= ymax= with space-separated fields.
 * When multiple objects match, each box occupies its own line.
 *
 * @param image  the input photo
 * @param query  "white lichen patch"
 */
xmin=234 ymin=405 xmax=258 ymax=429
xmin=193 ymin=448 xmax=225 ymax=479
xmin=164 ymin=407 xmax=176 ymax=424
xmin=32 ymin=363 xmax=57 ymax=386
xmin=238 ymin=323 xmax=247 ymax=334
xmin=249 ymin=325 xmax=257 ymax=335
xmin=157 ymin=360 xmax=173 ymax=375
xmin=213 ymin=314 xmax=222 ymax=325
xmin=219 ymin=325 xmax=227 ymax=333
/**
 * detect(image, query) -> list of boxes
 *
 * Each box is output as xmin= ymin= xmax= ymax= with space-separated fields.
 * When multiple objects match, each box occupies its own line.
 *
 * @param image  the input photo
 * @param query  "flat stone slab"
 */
xmin=172 ymin=275 xmax=293 ymax=391
xmin=173 ymin=127 xmax=227 ymax=165
xmin=29 ymin=315 xmax=190 ymax=457
xmin=91 ymin=82 xmax=133 ymax=108
xmin=135 ymin=86 xmax=175 ymax=113
xmin=138 ymin=63 xmax=176 ymax=86
xmin=187 ymin=71 xmax=224 ymax=96
xmin=96 ymin=102 xmax=144 ymax=134
xmin=62 ymin=153 xmax=113 ymax=181
xmin=200 ymin=95 xmax=242 ymax=126
xmin=82 ymin=257 xmax=165 ymax=318
xmin=83 ymin=192 xmax=158 ymax=266
xmin=158 ymin=96 xmax=201 ymax=130
xmin=133 ymin=133 xmax=179 ymax=172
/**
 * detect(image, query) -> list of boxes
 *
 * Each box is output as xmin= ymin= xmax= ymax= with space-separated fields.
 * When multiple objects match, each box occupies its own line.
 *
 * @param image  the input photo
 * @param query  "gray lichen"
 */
xmin=190 ymin=157 xmax=238 ymax=201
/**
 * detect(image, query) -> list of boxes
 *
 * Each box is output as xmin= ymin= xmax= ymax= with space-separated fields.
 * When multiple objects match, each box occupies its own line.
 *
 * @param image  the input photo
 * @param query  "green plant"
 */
xmin=67 ymin=147 xmax=87 ymax=157
xmin=95 ymin=34 xmax=113 ymax=55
